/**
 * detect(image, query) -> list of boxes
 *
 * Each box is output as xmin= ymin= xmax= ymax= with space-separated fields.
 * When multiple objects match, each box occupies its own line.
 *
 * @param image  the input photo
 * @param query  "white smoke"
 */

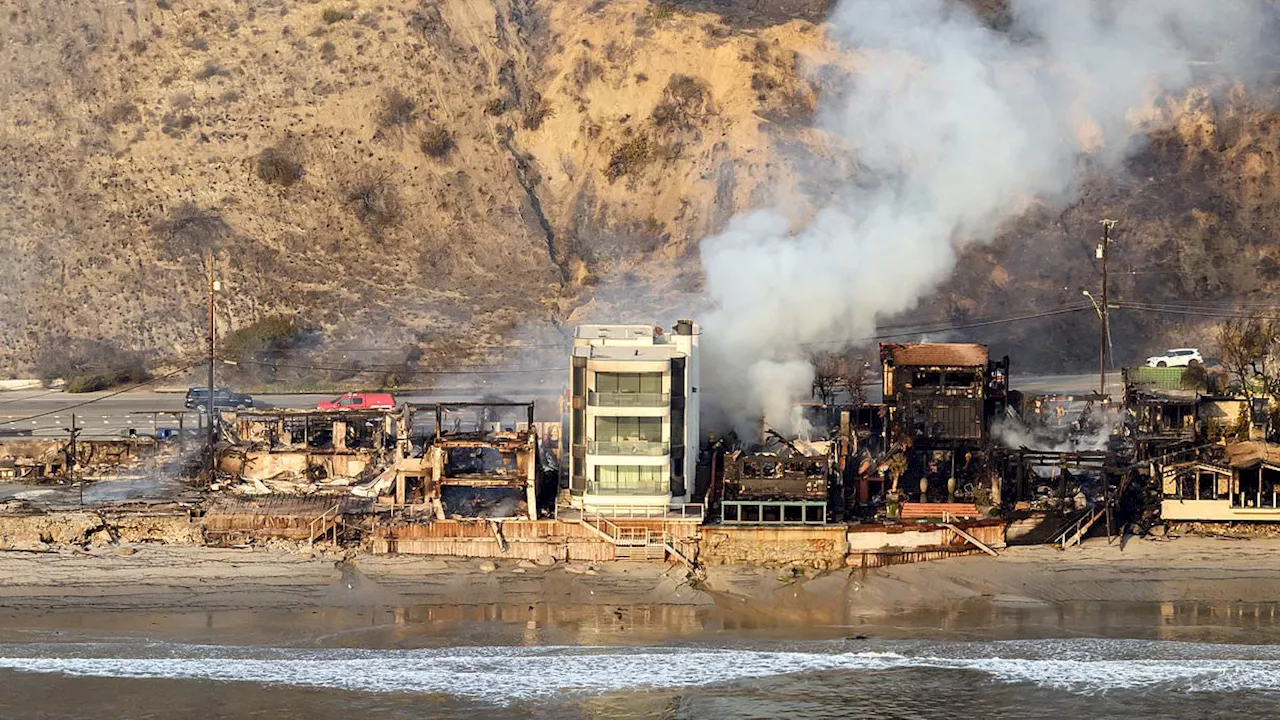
xmin=699 ymin=0 xmax=1272 ymax=437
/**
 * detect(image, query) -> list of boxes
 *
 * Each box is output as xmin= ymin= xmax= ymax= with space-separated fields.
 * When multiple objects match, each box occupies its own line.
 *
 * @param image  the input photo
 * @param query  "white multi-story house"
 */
xmin=567 ymin=321 xmax=700 ymax=514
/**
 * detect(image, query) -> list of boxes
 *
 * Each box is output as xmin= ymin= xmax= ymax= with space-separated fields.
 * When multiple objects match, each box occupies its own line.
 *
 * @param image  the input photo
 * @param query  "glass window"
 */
xmin=596 ymin=373 xmax=618 ymax=393
xmin=592 ymin=465 xmax=666 ymax=495
xmin=618 ymin=374 xmax=640 ymax=393
xmin=595 ymin=417 xmax=662 ymax=442
xmin=594 ymin=373 xmax=662 ymax=394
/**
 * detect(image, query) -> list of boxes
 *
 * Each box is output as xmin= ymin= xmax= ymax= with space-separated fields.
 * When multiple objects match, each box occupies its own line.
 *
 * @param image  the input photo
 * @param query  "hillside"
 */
xmin=1 ymin=0 xmax=1277 ymax=378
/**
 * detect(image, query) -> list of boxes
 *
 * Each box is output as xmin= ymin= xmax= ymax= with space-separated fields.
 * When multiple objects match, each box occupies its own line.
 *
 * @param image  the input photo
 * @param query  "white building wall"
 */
xmin=568 ymin=321 xmax=700 ymax=513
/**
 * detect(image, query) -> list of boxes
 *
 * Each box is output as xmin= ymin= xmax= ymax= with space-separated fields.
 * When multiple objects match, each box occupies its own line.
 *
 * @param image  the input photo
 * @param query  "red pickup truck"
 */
xmin=315 ymin=392 xmax=396 ymax=411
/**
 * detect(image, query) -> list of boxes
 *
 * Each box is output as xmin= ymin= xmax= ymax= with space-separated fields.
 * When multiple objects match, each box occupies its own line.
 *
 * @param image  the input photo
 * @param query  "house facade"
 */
xmin=567 ymin=321 xmax=700 ymax=514
xmin=1162 ymin=442 xmax=1280 ymax=522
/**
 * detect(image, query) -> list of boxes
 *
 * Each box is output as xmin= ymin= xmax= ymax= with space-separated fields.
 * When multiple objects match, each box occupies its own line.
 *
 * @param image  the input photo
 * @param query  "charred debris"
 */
xmin=210 ymin=402 xmax=558 ymax=522
xmin=10 ymin=337 xmax=1280 ymax=557
xmin=705 ymin=341 xmax=1277 ymax=547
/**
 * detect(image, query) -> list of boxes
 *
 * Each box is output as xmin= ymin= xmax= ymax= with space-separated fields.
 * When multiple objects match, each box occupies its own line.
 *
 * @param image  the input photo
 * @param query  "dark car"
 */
xmin=185 ymin=387 xmax=254 ymax=411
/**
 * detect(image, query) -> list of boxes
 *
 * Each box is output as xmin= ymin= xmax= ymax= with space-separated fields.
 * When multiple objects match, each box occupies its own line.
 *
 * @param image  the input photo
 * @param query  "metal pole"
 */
xmin=70 ymin=413 xmax=81 ymax=508
xmin=207 ymin=253 xmax=216 ymax=484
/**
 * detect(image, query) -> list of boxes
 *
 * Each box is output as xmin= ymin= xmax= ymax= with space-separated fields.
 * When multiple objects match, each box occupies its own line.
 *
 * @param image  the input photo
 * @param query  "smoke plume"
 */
xmin=700 ymin=0 xmax=1272 ymax=437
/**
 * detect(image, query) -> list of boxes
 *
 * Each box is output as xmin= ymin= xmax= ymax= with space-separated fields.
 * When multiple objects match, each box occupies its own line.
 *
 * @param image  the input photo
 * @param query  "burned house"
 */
xmin=392 ymin=402 xmax=548 ymax=521
xmin=1161 ymin=442 xmax=1280 ymax=523
xmin=878 ymin=343 xmax=1007 ymax=506
xmin=0 ymin=437 xmax=157 ymax=483
xmin=1121 ymin=367 xmax=1203 ymax=460
xmin=215 ymin=408 xmax=404 ymax=494
xmin=719 ymin=435 xmax=835 ymax=525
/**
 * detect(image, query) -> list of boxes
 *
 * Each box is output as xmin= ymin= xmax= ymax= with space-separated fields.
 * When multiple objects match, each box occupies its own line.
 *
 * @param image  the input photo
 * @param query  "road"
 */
xmin=0 ymin=373 xmax=1113 ymax=439
xmin=0 ymin=386 xmax=564 ymax=439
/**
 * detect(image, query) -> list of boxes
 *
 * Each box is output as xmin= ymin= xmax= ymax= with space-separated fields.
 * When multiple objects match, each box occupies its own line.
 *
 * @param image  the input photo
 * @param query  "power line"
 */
xmin=0 ymin=389 xmax=59 ymax=407
xmin=235 ymin=355 xmax=567 ymax=371
xmin=874 ymin=304 xmax=1097 ymax=338
xmin=1113 ymin=303 xmax=1280 ymax=321
xmin=795 ymin=303 xmax=1096 ymax=349
xmin=230 ymin=358 xmax=562 ymax=375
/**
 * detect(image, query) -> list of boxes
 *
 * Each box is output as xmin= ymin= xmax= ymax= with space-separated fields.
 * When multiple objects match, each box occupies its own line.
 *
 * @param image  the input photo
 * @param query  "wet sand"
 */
xmin=0 ymin=536 xmax=1277 ymax=643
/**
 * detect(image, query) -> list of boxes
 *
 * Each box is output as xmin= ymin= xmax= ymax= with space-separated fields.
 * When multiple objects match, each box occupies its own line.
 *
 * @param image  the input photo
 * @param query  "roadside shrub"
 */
xmin=256 ymin=146 xmax=304 ymax=186
xmin=65 ymin=375 xmax=112 ymax=393
xmin=419 ymin=124 xmax=454 ymax=158
xmin=223 ymin=315 xmax=308 ymax=363
xmin=34 ymin=338 xmax=149 ymax=392
xmin=485 ymin=97 xmax=507 ymax=116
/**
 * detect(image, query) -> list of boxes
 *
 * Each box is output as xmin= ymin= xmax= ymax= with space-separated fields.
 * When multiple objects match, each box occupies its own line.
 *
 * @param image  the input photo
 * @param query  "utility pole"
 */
xmin=1098 ymin=219 xmax=1116 ymax=397
xmin=206 ymin=252 xmax=217 ymax=483
xmin=65 ymin=413 xmax=82 ymax=507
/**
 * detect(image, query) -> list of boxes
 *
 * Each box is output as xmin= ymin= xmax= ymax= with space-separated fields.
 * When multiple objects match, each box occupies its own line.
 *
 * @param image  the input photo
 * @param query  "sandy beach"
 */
xmin=1 ymin=536 xmax=1277 ymax=625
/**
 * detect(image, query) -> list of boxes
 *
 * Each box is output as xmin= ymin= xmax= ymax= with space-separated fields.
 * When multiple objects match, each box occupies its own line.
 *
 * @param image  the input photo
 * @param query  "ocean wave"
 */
xmin=0 ymin=640 xmax=1277 ymax=701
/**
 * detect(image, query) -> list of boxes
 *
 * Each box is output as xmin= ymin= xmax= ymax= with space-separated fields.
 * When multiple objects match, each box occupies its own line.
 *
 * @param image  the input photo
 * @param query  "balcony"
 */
xmin=587 ymin=440 xmax=670 ymax=456
xmin=587 ymin=478 xmax=669 ymax=496
xmin=588 ymin=391 xmax=670 ymax=408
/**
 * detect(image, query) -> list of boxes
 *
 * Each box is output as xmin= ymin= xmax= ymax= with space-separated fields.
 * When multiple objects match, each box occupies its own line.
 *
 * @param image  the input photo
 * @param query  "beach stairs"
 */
xmin=579 ymin=513 xmax=668 ymax=561
xmin=1054 ymin=470 xmax=1136 ymax=550
xmin=308 ymin=502 xmax=343 ymax=546
xmin=1053 ymin=505 xmax=1107 ymax=549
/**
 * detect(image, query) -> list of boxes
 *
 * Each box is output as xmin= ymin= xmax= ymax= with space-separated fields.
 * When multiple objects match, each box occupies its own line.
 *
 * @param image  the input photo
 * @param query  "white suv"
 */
xmin=1145 ymin=348 xmax=1203 ymax=368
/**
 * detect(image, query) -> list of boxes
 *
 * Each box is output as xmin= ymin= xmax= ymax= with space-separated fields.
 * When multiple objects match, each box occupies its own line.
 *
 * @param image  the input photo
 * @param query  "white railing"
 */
xmin=588 ymin=391 xmax=670 ymax=408
xmin=587 ymin=440 xmax=669 ymax=456
xmin=583 ymin=503 xmax=704 ymax=519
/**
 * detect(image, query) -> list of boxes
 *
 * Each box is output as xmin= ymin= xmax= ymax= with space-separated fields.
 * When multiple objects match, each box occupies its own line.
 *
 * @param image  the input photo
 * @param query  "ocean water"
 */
xmin=1 ymin=635 xmax=1278 ymax=719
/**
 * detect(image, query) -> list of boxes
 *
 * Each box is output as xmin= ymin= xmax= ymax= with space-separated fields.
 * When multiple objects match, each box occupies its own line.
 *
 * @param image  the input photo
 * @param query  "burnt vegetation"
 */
xmin=419 ymin=124 xmax=454 ymax=159
xmin=651 ymin=73 xmax=713 ymax=130
xmin=376 ymin=89 xmax=417 ymax=128
xmin=255 ymin=146 xmax=304 ymax=186
xmin=221 ymin=315 xmax=319 ymax=383
xmin=151 ymin=203 xmax=232 ymax=259
xmin=606 ymin=136 xmax=653 ymax=181
xmin=345 ymin=173 xmax=403 ymax=233
xmin=322 ymin=7 xmax=354 ymax=24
